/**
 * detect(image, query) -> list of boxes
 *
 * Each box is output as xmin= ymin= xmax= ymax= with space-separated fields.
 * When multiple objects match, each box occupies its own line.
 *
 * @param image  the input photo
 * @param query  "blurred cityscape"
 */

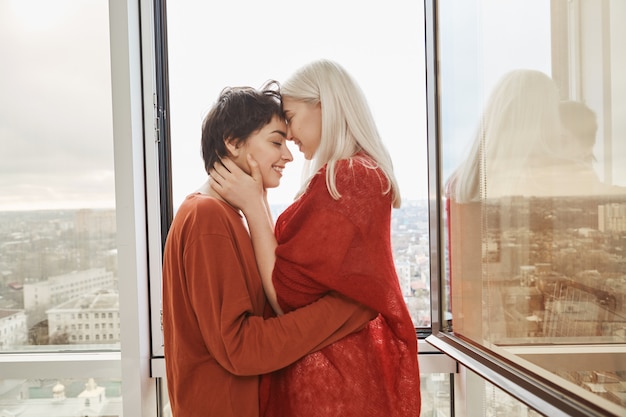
xmin=480 ymin=195 xmax=626 ymax=408
xmin=0 ymin=201 xmax=431 ymax=353
xmin=0 ymin=201 xmax=431 ymax=415
xmin=4 ymin=195 xmax=624 ymax=413
xmin=0 ymin=209 xmax=119 ymax=348
xmin=480 ymin=196 xmax=626 ymax=342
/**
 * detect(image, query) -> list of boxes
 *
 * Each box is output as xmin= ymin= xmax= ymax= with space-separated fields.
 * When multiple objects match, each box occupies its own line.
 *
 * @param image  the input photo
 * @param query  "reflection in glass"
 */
xmin=439 ymin=0 xmax=626 ymax=413
xmin=482 ymin=376 xmax=545 ymax=417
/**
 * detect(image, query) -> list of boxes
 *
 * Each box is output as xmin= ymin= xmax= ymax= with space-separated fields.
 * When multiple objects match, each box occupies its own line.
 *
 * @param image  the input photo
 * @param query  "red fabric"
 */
xmin=162 ymin=194 xmax=379 ymax=417
xmin=260 ymin=155 xmax=421 ymax=417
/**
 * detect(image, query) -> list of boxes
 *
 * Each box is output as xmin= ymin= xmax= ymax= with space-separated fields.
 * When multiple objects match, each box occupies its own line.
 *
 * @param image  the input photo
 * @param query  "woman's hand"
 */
xmin=211 ymin=155 xmax=283 ymax=315
xmin=209 ymin=155 xmax=266 ymax=213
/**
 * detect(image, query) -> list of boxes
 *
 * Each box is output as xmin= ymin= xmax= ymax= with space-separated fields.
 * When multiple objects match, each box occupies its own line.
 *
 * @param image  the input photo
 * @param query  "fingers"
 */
xmin=209 ymin=156 xmax=249 ymax=195
xmin=209 ymin=157 xmax=236 ymax=185
xmin=217 ymin=157 xmax=237 ymax=174
xmin=210 ymin=158 xmax=230 ymax=179
xmin=208 ymin=174 xmax=220 ymax=188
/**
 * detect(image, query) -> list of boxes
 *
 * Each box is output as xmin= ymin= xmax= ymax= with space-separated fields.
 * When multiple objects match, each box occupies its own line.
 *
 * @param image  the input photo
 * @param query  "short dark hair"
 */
xmin=201 ymin=80 xmax=283 ymax=174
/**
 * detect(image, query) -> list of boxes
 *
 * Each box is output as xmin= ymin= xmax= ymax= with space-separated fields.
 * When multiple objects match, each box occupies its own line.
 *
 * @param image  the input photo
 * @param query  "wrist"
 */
xmin=241 ymin=196 xmax=266 ymax=216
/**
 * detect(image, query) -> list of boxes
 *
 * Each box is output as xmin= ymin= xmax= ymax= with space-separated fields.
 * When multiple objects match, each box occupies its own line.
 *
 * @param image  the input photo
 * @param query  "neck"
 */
xmin=197 ymin=179 xmax=241 ymax=211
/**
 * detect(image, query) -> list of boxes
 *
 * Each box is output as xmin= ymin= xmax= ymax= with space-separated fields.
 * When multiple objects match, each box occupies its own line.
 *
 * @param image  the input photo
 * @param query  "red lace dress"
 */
xmin=260 ymin=155 xmax=421 ymax=417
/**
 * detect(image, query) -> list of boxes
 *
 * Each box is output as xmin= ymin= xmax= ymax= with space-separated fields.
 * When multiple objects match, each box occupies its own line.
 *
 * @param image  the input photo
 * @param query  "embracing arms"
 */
xmin=210 ymin=155 xmax=283 ymax=314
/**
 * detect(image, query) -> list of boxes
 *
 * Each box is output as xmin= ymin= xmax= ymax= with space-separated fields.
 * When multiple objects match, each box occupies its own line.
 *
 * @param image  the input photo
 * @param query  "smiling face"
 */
xmin=229 ymin=115 xmax=292 ymax=189
xmin=283 ymin=97 xmax=322 ymax=160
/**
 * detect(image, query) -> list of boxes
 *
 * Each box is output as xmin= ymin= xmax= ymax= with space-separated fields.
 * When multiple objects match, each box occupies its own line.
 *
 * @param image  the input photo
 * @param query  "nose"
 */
xmin=286 ymin=124 xmax=294 ymax=141
xmin=282 ymin=143 xmax=293 ymax=162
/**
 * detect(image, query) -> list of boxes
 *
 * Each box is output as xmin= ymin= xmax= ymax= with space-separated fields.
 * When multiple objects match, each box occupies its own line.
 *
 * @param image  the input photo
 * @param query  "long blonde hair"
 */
xmin=448 ymin=69 xmax=563 ymax=202
xmin=281 ymin=59 xmax=401 ymax=208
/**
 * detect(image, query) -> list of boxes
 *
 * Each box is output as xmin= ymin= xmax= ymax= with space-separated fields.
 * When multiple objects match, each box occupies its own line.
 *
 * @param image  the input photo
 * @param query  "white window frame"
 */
xmin=109 ymin=0 xmax=162 ymax=414
xmin=0 ymin=0 xmax=160 ymax=416
xmin=140 ymin=0 xmax=459 ymax=406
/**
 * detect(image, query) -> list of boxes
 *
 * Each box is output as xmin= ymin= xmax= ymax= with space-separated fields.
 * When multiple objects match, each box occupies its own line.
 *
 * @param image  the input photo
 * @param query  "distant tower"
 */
xmin=78 ymin=378 xmax=106 ymax=404
xmin=52 ymin=381 xmax=66 ymax=402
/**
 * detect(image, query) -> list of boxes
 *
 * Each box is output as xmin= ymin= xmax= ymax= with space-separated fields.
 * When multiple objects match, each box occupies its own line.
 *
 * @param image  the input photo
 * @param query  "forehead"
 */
xmin=283 ymin=98 xmax=319 ymax=117
xmin=258 ymin=115 xmax=287 ymax=134
xmin=282 ymin=97 xmax=302 ymax=111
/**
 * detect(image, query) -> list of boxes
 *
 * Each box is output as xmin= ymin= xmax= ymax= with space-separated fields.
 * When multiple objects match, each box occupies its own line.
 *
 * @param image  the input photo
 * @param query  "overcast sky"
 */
xmin=166 ymin=0 xmax=427 ymax=208
xmin=0 ymin=0 xmax=427 ymax=212
xmin=1 ymin=0 xmax=114 ymax=211
xmin=6 ymin=1 xmax=597 ymax=212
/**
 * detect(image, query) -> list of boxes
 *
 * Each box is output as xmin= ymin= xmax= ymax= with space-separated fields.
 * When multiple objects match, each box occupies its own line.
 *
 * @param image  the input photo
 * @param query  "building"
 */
xmin=46 ymin=289 xmax=120 ymax=345
xmin=599 ymin=203 xmax=626 ymax=233
xmin=23 ymin=268 xmax=116 ymax=313
xmin=394 ymin=260 xmax=413 ymax=297
xmin=0 ymin=378 xmax=122 ymax=417
xmin=0 ymin=309 xmax=27 ymax=349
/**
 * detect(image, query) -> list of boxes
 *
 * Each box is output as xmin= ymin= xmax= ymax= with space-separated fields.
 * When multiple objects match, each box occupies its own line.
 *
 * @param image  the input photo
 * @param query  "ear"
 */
xmin=225 ymin=137 xmax=242 ymax=157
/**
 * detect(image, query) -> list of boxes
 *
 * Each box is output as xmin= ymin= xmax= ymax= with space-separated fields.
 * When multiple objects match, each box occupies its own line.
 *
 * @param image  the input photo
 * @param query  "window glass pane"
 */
xmin=160 ymin=371 xmax=452 ymax=417
xmin=421 ymin=373 xmax=452 ymax=416
xmin=166 ymin=0 xmax=430 ymax=328
xmin=440 ymin=0 xmax=626 ymax=414
xmin=481 ymin=374 xmax=545 ymax=417
xmin=0 ymin=378 xmax=122 ymax=416
xmin=0 ymin=1 xmax=118 ymax=352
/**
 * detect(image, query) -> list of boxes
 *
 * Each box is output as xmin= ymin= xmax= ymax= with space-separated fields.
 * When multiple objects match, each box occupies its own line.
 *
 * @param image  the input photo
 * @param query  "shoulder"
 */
xmin=334 ymin=154 xmax=389 ymax=191
xmin=335 ymin=153 xmax=376 ymax=171
xmin=176 ymin=193 xmax=220 ymax=217
xmin=173 ymin=194 xmax=241 ymax=232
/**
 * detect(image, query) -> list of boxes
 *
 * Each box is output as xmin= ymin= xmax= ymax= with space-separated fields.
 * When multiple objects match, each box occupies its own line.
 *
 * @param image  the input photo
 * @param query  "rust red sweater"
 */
xmin=260 ymin=155 xmax=422 ymax=416
xmin=162 ymin=194 xmax=374 ymax=417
